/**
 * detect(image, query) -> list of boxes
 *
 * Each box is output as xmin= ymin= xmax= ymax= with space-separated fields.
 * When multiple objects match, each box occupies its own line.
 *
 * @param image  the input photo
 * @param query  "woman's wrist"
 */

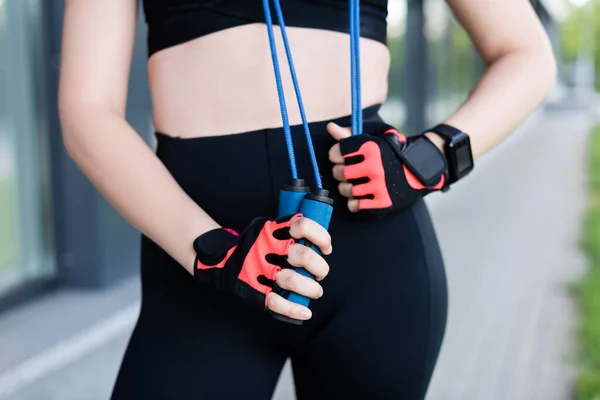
xmin=180 ymin=214 xmax=222 ymax=275
xmin=424 ymin=132 xmax=446 ymax=155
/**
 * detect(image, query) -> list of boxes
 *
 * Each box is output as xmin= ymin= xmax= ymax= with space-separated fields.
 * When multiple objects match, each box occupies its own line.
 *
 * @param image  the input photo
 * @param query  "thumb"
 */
xmin=327 ymin=122 xmax=352 ymax=141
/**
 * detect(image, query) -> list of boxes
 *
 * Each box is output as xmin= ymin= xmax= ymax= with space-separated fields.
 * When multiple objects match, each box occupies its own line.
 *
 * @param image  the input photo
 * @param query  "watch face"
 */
xmin=448 ymin=134 xmax=473 ymax=178
xmin=455 ymin=140 xmax=473 ymax=174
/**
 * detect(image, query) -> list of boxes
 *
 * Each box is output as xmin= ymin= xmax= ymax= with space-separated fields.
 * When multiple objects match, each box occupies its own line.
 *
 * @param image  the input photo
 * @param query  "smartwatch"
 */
xmin=425 ymin=123 xmax=474 ymax=184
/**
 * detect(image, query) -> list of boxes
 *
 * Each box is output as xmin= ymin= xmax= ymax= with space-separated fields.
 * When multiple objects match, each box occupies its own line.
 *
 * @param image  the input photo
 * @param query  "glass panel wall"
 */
xmin=0 ymin=0 xmax=55 ymax=294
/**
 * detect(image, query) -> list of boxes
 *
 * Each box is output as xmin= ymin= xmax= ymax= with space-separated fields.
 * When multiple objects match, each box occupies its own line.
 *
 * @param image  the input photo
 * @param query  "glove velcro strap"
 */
xmin=382 ymin=134 xmax=447 ymax=188
xmin=193 ymin=228 xmax=240 ymax=289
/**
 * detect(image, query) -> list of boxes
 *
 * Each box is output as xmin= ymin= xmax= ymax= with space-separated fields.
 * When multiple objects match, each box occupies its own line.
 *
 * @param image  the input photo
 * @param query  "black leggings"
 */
xmin=111 ymin=105 xmax=448 ymax=399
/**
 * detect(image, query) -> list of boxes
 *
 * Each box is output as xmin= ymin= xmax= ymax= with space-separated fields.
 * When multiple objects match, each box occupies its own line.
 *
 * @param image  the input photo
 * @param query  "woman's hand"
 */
xmin=327 ymin=122 xmax=360 ymax=212
xmin=266 ymin=216 xmax=332 ymax=320
xmin=327 ymin=121 xmax=447 ymax=216
xmin=194 ymin=214 xmax=331 ymax=321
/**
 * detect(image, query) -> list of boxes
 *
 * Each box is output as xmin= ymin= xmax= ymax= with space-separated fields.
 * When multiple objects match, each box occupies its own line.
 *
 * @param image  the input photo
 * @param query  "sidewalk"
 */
xmin=0 ymin=108 xmax=592 ymax=400
xmin=425 ymin=108 xmax=590 ymax=400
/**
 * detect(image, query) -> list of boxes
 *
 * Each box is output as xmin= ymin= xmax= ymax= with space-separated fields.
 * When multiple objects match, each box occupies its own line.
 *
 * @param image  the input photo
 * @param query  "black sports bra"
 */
xmin=143 ymin=0 xmax=388 ymax=57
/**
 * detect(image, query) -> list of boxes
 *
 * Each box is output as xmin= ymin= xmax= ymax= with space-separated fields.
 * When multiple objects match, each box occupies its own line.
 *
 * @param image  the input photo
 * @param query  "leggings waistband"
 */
xmin=154 ymin=103 xmax=383 ymax=143
xmin=153 ymin=104 xmax=384 ymax=227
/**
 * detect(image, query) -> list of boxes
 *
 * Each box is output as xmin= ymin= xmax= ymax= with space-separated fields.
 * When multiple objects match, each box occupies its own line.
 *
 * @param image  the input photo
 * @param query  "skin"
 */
xmin=59 ymin=0 xmax=556 ymax=319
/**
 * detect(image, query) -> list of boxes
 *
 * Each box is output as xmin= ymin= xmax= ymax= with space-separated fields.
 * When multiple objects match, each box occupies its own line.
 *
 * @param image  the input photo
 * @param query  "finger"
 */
xmin=266 ymin=292 xmax=312 ymax=320
xmin=338 ymin=182 xmax=353 ymax=198
xmin=352 ymin=197 xmax=379 ymax=211
xmin=327 ymin=122 xmax=352 ymax=141
xmin=351 ymin=182 xmax=371 ymax=198
xmin=287 ymin=243 xmax=330 ymax=281
xmin=328 ymin=143 xmax=345 ymax=164
xmin=332 ymin=164 xmax=346 ymax=182
xmin=275 ymin=268 xmax=324 ymax=298
xmin=344 ymin=162 xmax=374 ymax=181
xmin=348 ymin=199 xmax=359 ymax=213
xmin=289 ymin=217 xmax=333 ymax=255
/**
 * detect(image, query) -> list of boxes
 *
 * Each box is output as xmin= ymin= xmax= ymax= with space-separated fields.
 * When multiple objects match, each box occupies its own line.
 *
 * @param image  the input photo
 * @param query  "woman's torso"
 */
xmin=143 ymin=0 xmax=391 ymax=138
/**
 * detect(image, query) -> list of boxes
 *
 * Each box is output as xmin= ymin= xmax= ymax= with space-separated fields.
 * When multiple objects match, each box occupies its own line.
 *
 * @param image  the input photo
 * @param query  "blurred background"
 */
xmin=0 ymin=0 xmax=599 ymax=399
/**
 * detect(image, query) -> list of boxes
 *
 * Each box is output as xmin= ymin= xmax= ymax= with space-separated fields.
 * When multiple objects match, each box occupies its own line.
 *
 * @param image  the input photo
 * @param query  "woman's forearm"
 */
xmin=60 ymin=106 xmax=220 ymax=274
xmin=427 ymin=47 xmax=557 ymax=160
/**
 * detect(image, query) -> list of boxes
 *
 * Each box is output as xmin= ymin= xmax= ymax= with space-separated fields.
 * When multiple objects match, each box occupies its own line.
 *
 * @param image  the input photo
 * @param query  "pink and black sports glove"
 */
xmin=338 ymin=121 xmax=448 ymax=217
xmin=193 ymin=214 xmax=302 ymax=311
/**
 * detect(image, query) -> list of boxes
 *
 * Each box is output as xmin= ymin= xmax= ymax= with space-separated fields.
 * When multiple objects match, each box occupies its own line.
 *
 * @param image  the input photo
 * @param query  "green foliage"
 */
xmin=0 ymin=179 xmax=18 ymax=270
xmin=560 ymin=0 xmax=600 ymax=89
xmin=576 ymin=125 xmax=600 ymax=399
xmin=561 ymin=6 xmax=585 ymax=63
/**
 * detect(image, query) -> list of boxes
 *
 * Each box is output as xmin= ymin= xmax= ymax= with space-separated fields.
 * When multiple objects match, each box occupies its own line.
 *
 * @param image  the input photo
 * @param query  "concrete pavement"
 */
xmin=0 ymin=108 xmax=592 ymax=400
xmin=424 ymin=109 xmax=590 ymax=400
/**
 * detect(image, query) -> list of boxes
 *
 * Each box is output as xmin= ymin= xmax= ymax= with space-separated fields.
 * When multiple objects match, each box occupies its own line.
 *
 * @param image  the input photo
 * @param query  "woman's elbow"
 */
xmin=58 ymin=100 xmax=83 ymax=157
xmin=538 ymin=44 xmax=558 ymax=97
xmin=522 ymin=33 xmax=558 ymax=99
xmin=511 ymin=42 xmax=558 ymax=102
xmin=57 ymin=98 xmax=102 ymax=160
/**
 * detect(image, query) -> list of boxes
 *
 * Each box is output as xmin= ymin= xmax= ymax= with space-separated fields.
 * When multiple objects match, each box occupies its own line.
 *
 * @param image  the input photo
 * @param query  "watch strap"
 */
xmin=425 ymin=123 xmax=464 ymax=142
xmin=424 ymin=123 xmax=474 ymax=185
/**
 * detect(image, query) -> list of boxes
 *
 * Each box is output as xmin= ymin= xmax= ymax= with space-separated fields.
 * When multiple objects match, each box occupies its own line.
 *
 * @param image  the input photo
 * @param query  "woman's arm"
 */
xmin=326 ymin=0 xmax=556 ymax=213
xmin=59 ymin=0 xmax=220 ymax=273
xmin=59 ymin=0 xmax=332 ymax=320
xmin=425 ymin=0 xmax=558 ymax=158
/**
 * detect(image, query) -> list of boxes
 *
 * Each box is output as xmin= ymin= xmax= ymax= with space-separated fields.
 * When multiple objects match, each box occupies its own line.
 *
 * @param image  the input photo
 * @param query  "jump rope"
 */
xmin=261 ymin=0 xmax=362 ymax=324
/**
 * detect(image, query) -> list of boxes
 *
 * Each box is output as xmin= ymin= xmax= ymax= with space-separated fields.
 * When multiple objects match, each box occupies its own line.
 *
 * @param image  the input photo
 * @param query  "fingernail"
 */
xmin=319 ymin=287 xmax=324 ymax=298
xmin=300 ymin=309 xmax=312 ymax=319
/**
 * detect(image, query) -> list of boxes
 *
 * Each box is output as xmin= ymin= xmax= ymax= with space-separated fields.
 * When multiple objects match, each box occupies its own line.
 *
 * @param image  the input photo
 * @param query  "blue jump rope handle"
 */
xmin=275 ymin=183 xmax=333 ymax=325
xmin=278 ymin=185 xmax=308 ymax=219
xmin=286 ymin=194 xmax=333 ymax=307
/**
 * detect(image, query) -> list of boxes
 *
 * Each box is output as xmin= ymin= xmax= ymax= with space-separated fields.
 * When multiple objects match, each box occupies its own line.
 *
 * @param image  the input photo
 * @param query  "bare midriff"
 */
xmin=147 ymin=24 xmax=390 ymax=138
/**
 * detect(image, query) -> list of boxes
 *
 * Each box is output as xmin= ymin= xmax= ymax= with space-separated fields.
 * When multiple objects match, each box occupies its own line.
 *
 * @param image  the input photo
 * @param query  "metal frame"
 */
xmin=0 ymin=278 xmax=58 ymax=314
xmin=403 ymin=0 xmax=428 ymax=134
